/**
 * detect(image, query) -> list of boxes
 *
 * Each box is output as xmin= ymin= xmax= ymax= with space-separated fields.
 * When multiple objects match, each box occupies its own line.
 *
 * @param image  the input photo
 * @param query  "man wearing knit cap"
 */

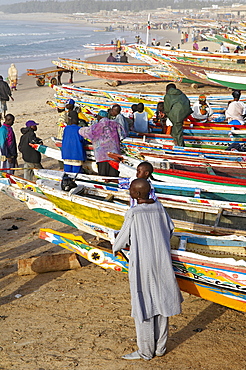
xmin=191 ymin=94 xmax=213 ymax=123
xmin=18 ymin=120 xmax=43 ymax=180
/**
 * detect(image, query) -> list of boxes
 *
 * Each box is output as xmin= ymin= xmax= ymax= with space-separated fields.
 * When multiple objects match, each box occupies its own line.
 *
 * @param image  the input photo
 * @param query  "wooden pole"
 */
xmin=18 ymin=252 xmax=81 ymax=275
xmin=146 ymin=13 xmax=151 ymax=46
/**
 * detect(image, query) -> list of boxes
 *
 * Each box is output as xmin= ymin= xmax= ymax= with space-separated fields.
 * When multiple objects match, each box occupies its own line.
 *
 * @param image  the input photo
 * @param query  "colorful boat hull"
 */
xmin=52 ymin=58 xmax=162 ymax=82
xmin=40 ymin=228 xmax=246 ymax=312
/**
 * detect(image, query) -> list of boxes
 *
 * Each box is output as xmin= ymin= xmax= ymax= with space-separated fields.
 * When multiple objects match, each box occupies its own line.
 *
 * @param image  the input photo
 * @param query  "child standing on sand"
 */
xmin=105 ymin=161 xmax=157 ymax=207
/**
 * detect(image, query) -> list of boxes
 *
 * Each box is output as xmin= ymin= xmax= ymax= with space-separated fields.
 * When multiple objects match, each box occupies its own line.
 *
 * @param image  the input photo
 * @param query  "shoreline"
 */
xmin=0 ymin=12 xmax=221 ymax=78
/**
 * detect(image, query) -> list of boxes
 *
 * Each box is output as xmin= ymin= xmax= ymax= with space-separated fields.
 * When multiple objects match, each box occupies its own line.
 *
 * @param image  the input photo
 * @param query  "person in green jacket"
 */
xmin=163 ymin=83 xmax=192 ymax=147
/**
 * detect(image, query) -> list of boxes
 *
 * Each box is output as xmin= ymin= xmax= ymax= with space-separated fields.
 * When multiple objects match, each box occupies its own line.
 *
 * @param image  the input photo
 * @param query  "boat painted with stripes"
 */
xmin=130 ymin=44 xmax=246 ymax=86
xmin=34 ymin=168 xmax=246 ymax=211
xmin=2 ymin=171 xmax=246 ymax=239
xmin=206 ymin=72 xmax=246 ymax=90
xmin=52 ymin=58 xmax=166 ymax=82
xmin=36 ymin=177 xmax=246 ymax=230
xmin=40 ymin=228 xmax=246 ymax=312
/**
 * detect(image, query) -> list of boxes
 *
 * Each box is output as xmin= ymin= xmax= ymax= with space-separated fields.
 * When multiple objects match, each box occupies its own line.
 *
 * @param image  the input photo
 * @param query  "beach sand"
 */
xmin=0 ymin=16 xmax=245 ymax=370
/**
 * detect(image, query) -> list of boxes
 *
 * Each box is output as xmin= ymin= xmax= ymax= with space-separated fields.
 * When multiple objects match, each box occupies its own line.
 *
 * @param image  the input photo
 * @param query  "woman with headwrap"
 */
xmin=191 ymin=94 xmax=213 ymax=123
xmin=8 ymin=64 xmax=18 ymax=91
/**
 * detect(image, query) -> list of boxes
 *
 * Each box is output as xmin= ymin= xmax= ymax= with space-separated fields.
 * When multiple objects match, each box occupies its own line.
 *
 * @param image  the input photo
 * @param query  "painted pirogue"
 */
xmin=0 ymin=172 xmax=245 ymax=312
xmin=127 ymin=44 xmax=246 ymax=86
xmin=52 ymin=58 xmax=170 ymax=82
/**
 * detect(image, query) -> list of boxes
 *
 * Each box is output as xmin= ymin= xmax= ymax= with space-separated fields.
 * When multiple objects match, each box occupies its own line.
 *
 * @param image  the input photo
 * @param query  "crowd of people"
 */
xmin=106 ymin=51 xmax=128 ymax=63
xmin=2 ymin=68 xmax=245 ymax=180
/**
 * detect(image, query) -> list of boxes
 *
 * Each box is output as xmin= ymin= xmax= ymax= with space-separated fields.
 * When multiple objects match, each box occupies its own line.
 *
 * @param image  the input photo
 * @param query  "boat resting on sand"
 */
xmin=40 ymin=228 xmax=246 ymax=313
xmin=34 ymin=168 xmax=246 ymax=210
xmin=52 ymin=58 xmax=166 ymax=83
xmin=35 ymin=177 xmax=246 ymax=231
xmin=206 ymin=71 xmax=246 ymax=91
xmin=31 ymin=144 xmax=246 ymax=191
xmin=2 ymin=172 xmax=246 ymax=238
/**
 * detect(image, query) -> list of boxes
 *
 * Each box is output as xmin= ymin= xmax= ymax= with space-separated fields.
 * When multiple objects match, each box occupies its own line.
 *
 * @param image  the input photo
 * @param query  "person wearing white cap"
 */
xmin=18 ymin=120 xmax=43 ymax=181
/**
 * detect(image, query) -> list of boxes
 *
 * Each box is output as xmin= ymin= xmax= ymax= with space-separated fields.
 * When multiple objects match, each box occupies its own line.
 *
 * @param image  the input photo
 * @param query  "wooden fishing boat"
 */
xmin=52 ymin=134 xmax=246 ymax=163
xmin=124 ymin=131 xmax=246 ymax=149
xmin=206 ymin=72 xmax=246 ymax=90
xmin=50 ymin=84 xmax=229 ymax=124
xmin=3 ymin=169 xmax=246 ymax=242
xmin=52 ymin=58 xmax=163 ymax=82
xmin=36 ymin=177 xmax=246 ymax=231
xmin=139 ymin=152 xmax=246 ymax=179
xmin=83 ymin=42 xmax=129 ymax=51
xmin=50 ymin=83 xmax=246 ymax=106
xmin=31 ymin=144 xmax=246 ymax=197
xmin=34 ymin=168 xmax=246 ymax=211
xmin=0 ymin=179 xmax=122 ymax=241
xmin=39 ymin=228 xmax=246 ymax=312
xmin=131 ymin=44 xmax=246 ymax=86
xmin=50 ymin=84 xmax=246 ymax=131
xmin=152 ymin=167 xmax=246 ymax=188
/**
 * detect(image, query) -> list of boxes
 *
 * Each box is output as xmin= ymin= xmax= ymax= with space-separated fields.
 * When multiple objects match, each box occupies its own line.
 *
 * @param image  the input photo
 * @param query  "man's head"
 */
xmin=166 ymin=83 xmax=176 ymax=93
xmin=97 ymin=110 xmax=108 ymax=121
xmin=0 ymin=76 xmax=3 ymax=81
xmin=136 ymin=161 xmax=153 ymax=179
xmin=69 ymin=111 xmax=79 ymax=125
xmin=232 ymin=90 xmax=241 ymax=101
xmin=131 ymin=104 xmax=138 ymax=113
xmin=129 ymin=178 xmax=151 ymax=200
xmin=110 ymin=104 xmax=121 ymax=117
xmin=4 ymin=113 xmax=15 ymax=126
xmin=26 ymin=119 xmax=39 ymax=131
xmin=66 ymin=99 xmax=75 ymax=111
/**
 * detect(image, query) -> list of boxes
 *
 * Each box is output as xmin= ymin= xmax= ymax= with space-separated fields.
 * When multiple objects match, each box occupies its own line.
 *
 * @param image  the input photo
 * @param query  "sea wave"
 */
xmin=0 ymin=34 xmax=88 ymax=48
xmin=0 ymin=32 xmax=65 ymax=37
xmin=19 ymin=37 xmax=67 ymax=46
xmin=0 ymin=48 xmax=86 ymax=61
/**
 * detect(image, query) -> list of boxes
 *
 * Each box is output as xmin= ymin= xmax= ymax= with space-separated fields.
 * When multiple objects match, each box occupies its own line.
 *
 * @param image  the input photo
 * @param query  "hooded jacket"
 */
xmin=164 ymin=87 xmax=192 ymax=123
xmin=18 ymin=127 xmax=42 ymax=163
xmin=0 ymin=79 xmax=12 ymax=101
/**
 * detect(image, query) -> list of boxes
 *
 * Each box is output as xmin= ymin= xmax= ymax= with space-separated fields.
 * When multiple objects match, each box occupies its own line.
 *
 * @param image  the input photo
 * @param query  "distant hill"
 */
xmin=1 ymin=0 xmax=236 ymax=13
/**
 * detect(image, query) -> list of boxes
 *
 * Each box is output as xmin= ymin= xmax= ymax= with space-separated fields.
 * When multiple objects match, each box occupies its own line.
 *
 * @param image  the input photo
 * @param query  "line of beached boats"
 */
xmin=0 ymin=168 xmax=246 ymax=313
xmin=51 ymin=41 xmax=246 ymax=89
xmin=6 ymin=47 xmax=246 ymax=311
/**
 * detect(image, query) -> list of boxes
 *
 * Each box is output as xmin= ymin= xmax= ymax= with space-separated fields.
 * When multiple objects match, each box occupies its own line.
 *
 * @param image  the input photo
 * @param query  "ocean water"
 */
xmin=0 ymin=19 xmax=137 ymax=77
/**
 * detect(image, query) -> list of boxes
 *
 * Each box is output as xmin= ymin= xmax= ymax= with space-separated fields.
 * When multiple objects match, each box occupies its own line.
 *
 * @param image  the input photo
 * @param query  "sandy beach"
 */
xmin=0 ymin=13 xmax=245 ymax=370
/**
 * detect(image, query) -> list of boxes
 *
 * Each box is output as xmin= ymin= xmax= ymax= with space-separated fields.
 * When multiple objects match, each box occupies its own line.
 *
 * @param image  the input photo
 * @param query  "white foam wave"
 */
xmin=0 ymin=49 xmax=85 ymax=61
xmin=19 ymin=37 xmax=66 ymax=46
xmin=0 ymin=32 xmax=51 ymax=37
